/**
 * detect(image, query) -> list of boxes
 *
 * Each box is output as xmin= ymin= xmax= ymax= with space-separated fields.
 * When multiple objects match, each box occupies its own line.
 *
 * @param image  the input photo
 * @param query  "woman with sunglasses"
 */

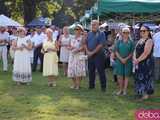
xmin=114 ymin=27 xmax=134 ymax=95
xmin=12 ymin=27 xmax=33 ymax=85
xmin=67 ymin=24 xmax=86 ymax=90
xmin=133 ymin=26 xmax=154 ymax=100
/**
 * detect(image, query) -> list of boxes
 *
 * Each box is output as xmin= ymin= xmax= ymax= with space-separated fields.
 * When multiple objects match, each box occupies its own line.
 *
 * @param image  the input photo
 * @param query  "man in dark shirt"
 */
xmin=85 ymin=20 xmax=107 ymax=92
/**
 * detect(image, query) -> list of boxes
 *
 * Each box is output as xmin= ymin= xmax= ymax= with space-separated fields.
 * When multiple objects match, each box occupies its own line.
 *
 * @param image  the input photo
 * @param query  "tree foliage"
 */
xmin=0 ymin=0 xmax=96 ymax=26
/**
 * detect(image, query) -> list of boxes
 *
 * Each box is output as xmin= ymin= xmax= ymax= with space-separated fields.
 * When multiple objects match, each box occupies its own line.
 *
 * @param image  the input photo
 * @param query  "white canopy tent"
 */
xmin=99 ymin=22 xmax=108 ymax=28
xmin=68 ymin=23 xmax=77 ymax=29
xmin=0 ymin=14 xmax=22 ymax=26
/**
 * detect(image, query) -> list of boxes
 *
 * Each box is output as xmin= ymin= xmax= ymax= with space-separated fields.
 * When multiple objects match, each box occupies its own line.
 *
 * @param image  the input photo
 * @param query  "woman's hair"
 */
xmin=140 ymin=25 xmax=152 ymax=39
xmin=63 ymin=26 xmax=69 ymax=34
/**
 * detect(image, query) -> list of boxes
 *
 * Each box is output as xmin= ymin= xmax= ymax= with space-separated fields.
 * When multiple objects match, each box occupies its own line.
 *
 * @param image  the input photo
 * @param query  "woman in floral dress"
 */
xmin=133 ymin=25 xmax=154 ymax=100
xmin=68 ymin=24 xmax=86 ymax=90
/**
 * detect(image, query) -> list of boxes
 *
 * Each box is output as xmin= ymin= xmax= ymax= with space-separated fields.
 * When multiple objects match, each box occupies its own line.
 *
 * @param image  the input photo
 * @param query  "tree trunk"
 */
xmin=23 ymin=0 xmax=36 ymax=25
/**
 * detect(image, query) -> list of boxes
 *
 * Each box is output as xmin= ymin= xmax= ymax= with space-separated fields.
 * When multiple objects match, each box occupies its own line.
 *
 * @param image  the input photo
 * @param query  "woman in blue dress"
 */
xmin=133 ymin=25 xmax=154 ymax=100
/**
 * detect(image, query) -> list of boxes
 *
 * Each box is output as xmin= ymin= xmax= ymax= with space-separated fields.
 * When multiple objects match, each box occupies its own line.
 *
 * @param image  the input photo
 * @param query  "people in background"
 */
xmin=12 ymin=27 xmax=32 ymax=85
xmin=9 ymin=27 xmax=18 ymax=61
xmin=32 ymin=27 xmax=46 ymax=72
xmin=42 ymin=28 xmax=59 ymax=87
xmin=27 ymin=28 xmax=36 ymax=64
xmin=114 ymin=27 xmax=134 ymax=95
xmin=153 ymin=27 xmax=160 ymax=81
xmin=85 ymin=20 xmax=107 ymax=92
xmin=133 ymin=25 xmax=154 ymax=100
xmin=50 ymin=25 xmax=59 ymax=41
xmin=68 ymin=24 xmax=86 ymax=90
xmin=0 ymin=26 xmax=9 ymax=72
xmin=59 ymin=26 xmax=72 ymax=76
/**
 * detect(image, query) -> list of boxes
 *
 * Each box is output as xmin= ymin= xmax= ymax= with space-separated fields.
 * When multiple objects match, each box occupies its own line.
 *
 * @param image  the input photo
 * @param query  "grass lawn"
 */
xmin=0 ymin=62 xmax=160 ymax=120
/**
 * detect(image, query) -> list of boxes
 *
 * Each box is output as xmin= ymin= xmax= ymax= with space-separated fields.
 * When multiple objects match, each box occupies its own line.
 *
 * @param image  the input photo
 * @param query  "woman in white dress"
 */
xmin=12 ymin=27 xmax=33 ymax=85
xmin=59 ymin=26 xmax=71 ymax=76
xmin=68 ymin=24 xmax=86 ymax=90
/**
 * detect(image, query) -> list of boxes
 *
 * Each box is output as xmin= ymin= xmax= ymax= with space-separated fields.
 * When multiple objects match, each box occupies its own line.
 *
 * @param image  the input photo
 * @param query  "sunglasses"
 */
xmin=75 ymin=28 xmax=80 ymax=31
xmin=140 ymin=30 xmax=148 ymax=33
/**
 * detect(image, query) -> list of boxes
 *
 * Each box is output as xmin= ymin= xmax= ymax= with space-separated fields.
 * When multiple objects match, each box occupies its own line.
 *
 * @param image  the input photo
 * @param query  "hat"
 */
xmin=75 ymin=24 xmax=84 ymax=31
xmin=122 ymin=27 xmax=130 ymax=32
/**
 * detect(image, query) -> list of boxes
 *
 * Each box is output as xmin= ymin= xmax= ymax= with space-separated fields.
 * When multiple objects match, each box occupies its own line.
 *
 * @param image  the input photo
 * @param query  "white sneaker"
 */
xmin=70 ymin=86 xmax=75 ymax=89
xmin=116 ymin=91 xmax=122 ymax=96
xmin=75 ymin=86 xmax=80 ymax=90
xmin=123 ymin=91 xmax=127 ymax=96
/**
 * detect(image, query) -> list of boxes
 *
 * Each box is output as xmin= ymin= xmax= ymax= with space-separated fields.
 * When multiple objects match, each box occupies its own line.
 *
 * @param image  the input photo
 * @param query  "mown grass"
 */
xmin=0 ymin=62 xmax=160 ymax=120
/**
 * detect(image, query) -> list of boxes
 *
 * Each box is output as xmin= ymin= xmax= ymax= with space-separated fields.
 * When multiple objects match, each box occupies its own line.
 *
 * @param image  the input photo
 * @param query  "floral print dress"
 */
xmin=67 ymin=36 xmax=86 ymax=78
xmin=134 ymin=39 xmax=154 ymax=95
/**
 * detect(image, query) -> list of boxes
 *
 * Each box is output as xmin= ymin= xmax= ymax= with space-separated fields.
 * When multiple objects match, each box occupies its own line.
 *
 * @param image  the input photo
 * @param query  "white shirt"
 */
xmin=0 ymin=31 xmax=9 ymax=46
xmin=0 ymin=32 xmax=9 ymax=41
xmin=52 ymin=30 xmax=59 ymax=41
xmin=153 ymin=31 xmax=160 ymax=57
xmin=32 ymin=32 xmax=46 ymax=46
xmin=9 ymin=34 xmax=18 ymax=41
xmin=26 ymin=34 xmax=35 ymax=43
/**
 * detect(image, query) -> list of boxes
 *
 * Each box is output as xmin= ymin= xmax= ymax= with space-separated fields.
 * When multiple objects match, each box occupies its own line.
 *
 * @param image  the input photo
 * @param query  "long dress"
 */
xmin=135 ymin=39 xmax=154 ymax=95
xmin=68 ymin=36 xmax=86 ymax=78
xmin=13 ymin=37 xmax=32 ymax=83
xmin=43 ymin=40 xmax=58 ymax=76
xmin=114 ymin=39 xmax=134 ymax=76
xmin=60 ymin=35 xmax=71 ymax=63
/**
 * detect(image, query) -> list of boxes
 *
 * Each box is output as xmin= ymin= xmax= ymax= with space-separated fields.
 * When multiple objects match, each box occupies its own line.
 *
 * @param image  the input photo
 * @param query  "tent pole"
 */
xmin=97 ymin=0 xmax=99 ymax=22
xmin=97 ymin=15 xmax=100 ymax=22
xmin=132 ymin=13 xmax=136 ymax=40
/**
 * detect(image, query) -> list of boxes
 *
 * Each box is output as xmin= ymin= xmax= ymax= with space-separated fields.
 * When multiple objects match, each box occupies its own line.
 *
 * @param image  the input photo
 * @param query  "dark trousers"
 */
xmin=154 ymin=57 xmax=160 ymax=81
xmin=88 ymin=52 xmax=107 ymax=90
xmin=32 ymin=46 xmax=43 ymax=72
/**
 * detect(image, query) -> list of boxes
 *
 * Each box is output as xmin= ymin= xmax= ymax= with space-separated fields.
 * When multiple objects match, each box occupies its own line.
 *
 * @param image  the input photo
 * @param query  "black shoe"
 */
xmin=89 ymin=87 xmax=95 ymax=90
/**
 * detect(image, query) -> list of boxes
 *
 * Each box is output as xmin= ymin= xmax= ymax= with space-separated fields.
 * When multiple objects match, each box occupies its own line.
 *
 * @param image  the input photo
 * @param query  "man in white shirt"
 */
xmin=32 ymin=27 xmax=46 ymax=72
xmin=153 ymin=29 xmax=160 ymax=81
xmin=0 ymin=26 xmax=9 ymax=72
xmin=9 ymin=27 xmax=18 ymax=60
xmin=50 ymin=25 xmax=59 ymax=41
xmin=26 ymin=28 xmax=36 ymax=64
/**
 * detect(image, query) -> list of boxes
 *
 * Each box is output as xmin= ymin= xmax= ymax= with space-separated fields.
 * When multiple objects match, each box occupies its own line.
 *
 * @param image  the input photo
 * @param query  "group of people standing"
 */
xmin=0 ymin=19 xmax=158 ymax=101
xmin=111 ymin=25 xmax=154 ymax=100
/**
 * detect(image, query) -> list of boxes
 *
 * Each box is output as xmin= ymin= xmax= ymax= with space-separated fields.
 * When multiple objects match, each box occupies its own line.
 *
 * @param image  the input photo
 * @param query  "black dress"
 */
xmin=135 ymin=39 xmax=154 ymax=95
